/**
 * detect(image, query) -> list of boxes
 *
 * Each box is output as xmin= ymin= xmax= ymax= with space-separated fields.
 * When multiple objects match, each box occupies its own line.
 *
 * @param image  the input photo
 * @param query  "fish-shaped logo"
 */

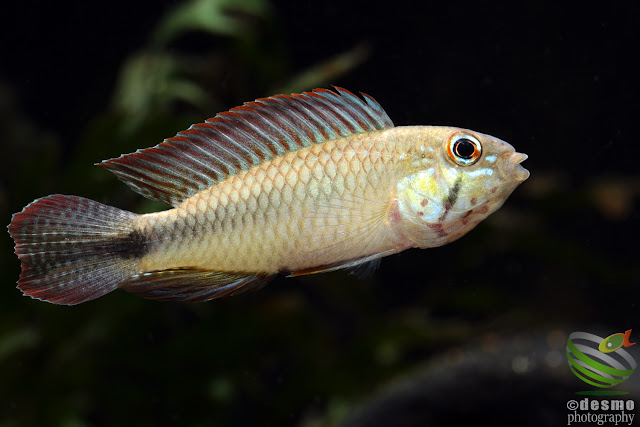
xmin=599 ymin=329 xmax=636 ymax=353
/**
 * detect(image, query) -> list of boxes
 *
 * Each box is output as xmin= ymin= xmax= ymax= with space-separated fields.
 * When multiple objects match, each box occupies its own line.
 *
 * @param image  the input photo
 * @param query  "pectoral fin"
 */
xmin=288 ymin=249 xmax=396 ymax=277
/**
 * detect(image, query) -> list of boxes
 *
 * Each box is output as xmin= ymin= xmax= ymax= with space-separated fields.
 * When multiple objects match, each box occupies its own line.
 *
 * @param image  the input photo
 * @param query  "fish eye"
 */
xmin=446 ymin=134 xmax=482 ymax=166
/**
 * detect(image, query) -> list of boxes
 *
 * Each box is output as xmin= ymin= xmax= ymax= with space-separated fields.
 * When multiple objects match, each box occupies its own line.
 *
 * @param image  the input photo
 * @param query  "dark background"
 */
xmin=1 ymin=1 xmax=638 ymax=426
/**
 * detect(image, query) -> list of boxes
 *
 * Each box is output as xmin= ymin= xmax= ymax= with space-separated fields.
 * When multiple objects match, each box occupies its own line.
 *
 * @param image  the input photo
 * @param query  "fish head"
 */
xmin=396 ymin=127 xmax=529 ymax=248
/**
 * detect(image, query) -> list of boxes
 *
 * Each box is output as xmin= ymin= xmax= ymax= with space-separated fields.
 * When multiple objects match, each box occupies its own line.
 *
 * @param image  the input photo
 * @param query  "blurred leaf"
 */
xmin=274 ymin=43 xmax=371 ymax=95
xmin=112 ymin=52 xmax=209 ymax=132
xmin=0 ymin=327 xmax=39 ymax=361
xmin=108 ymin=0 xmax=367 ymax=138
xmin=153 ymin=0 xmax=270 ymax=44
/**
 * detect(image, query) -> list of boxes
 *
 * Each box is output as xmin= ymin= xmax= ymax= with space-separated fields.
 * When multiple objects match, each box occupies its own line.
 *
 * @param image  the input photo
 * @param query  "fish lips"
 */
xmin=500 ymin=151 xmax=530 ymax=182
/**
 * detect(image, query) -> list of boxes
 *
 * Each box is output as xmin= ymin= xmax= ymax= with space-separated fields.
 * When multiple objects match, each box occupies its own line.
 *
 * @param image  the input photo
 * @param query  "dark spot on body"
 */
xmin=113 ymin=229 xmax=149 ymax=259
xmin=52 ymin=228 xmax=151 ymax=265
xmin=470 ymin=197 xmax=477 ymax=205
xmin=478 ymin=205 xmax=489 ymax=214
xmin=421 ymin=199 xmax=428 ymax=207
xmin=439 ymin=177 xmax=463 ymax=222
xmin=445 ymin=178 xmax=462 ymax=207
xmin=491 ymin=186 xmax=498 ymax=193
xmin=417 ymin=211 xmax=424 ymax=216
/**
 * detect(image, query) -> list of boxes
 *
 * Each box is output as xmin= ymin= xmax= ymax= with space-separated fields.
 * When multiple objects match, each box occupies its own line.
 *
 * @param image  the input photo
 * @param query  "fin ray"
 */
xmin=121 ymin=268 xmax=273 ymax=302
xmin=289 ymin=250 xmax=395 ymax=277
xmin=8 ymin=195 xmax=142 ymax=305
xmin=347 ymin=258 xmax=382 ymax=279
xmin=294 ymin=191 xmax=395 ymax=276
xmin=100 ymin=88 xmax=394 ymax=206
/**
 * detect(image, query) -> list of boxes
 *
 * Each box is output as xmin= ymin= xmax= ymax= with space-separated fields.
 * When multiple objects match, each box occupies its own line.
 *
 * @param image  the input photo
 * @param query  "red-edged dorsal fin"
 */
xmin=99 ymin=87 xmax=394 ymax=206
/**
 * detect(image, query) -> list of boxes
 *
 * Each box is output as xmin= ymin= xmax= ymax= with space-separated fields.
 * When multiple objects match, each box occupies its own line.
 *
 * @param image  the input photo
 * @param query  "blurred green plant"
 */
xmin=110 ymin=0 xmax=368 ymax=136
xmin=153 ymin=0 xmax=270 ymax=43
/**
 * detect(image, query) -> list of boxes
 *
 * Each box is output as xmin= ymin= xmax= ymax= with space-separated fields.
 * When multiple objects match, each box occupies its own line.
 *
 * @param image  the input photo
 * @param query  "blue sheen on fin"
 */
xmin=99 ymin=88 xmax=394 ymax=207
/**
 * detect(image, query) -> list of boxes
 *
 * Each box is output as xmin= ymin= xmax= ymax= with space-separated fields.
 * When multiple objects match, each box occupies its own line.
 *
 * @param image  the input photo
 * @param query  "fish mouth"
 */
xmin=510 ymin=152 xmax=528 ymax=164
xmin=508 ymin=152 xmax=530 ymax=181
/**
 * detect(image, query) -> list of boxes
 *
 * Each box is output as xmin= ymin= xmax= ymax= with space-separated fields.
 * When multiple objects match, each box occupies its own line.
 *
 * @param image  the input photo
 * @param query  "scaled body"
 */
xmin=8 ymin=88 xmax=529 ymax=304
xmin=139 ymin=128 xmax=408 ymax=275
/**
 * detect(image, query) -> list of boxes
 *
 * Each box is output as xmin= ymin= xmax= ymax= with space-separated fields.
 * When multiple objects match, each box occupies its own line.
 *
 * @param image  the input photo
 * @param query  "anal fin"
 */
xmin=121 ymin=268 xmax=272 ymax=302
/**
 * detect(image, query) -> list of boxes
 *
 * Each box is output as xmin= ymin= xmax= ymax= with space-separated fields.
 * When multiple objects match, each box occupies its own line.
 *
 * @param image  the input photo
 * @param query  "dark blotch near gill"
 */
xmin=438 ymin=176 xmax=463 ymax=221
xmin=445 ymin=177 xmax=462 ymax=208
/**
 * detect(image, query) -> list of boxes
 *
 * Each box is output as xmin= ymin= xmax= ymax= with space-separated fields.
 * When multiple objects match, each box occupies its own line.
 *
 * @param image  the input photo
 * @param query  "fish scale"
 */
xmin=8 ymin=88 xmax=528 ymax=304
xmin=137 ymin=130 xmax=406 ymax=275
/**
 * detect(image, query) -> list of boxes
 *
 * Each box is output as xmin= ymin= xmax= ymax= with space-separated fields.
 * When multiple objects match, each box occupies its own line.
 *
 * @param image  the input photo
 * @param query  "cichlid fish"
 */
xmin=8 ymin=88 xmax=529 ymax=305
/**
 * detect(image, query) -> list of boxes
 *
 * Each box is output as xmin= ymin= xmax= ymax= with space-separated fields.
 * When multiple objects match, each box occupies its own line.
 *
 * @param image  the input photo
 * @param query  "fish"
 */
xmin=8 ymin=87 xmax=529 ymax=305
xmin=598 ymin=330 xmax=636 ymax=353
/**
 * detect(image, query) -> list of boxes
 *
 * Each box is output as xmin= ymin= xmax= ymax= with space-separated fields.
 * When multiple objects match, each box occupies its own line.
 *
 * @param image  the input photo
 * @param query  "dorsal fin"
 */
xmin=99 ymin=87 xmax=394 ymax=206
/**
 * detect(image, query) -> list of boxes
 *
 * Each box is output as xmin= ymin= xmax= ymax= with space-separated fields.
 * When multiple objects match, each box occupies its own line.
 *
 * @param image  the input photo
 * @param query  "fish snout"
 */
xmin=500 ymin=151 xmax=530 ymax=182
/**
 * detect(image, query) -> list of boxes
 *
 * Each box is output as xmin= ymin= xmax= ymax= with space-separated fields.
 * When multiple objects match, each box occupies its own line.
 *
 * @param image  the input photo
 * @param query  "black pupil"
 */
xmin=454 ymin=139 xmax=476 ymax=159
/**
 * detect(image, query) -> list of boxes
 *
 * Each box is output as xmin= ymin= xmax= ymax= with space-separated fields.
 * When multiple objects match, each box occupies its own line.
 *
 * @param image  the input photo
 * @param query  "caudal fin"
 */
xmin=8 ymin=195 xmax=143 ymax=305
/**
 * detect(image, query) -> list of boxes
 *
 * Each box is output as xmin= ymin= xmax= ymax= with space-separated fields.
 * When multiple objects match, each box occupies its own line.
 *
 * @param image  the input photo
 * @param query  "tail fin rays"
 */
xmin=8 ymin=195 xmax=142 ymax=305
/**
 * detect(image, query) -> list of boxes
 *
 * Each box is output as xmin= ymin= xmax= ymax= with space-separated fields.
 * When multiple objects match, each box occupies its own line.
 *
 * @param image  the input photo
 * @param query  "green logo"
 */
xmin=566 ymin=330 xmax=637 ymax=390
